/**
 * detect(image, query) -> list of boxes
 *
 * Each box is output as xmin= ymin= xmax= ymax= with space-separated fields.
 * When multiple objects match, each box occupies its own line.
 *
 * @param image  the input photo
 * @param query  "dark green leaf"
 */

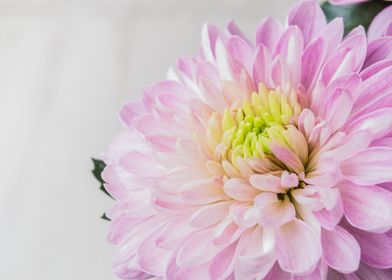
xmin=321 ymin=1 xmax=391 ymax=36
xmin=91 ymin=158 xmax=113 ymax=199
xmin=101 ymin=213 xmax=111 ymax=221
xmin=92 ymin=158 xmax=113 ymax=221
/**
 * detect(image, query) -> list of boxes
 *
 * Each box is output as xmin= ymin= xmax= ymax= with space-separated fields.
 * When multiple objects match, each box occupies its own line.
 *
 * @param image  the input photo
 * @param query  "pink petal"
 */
xmin=270 ymin=144 xmax=304 ymax=174
xmin=198 ymin=78 xmax=227 ymax=114
xmin=319 ymin=88 xmax=354 ymax=132
xmin=298 ymin=109 xmax=316 ymax=139
xmin=327 ymin=269 xmax=359 ymax=280
xmin=231 ymin=203 xmax=258 ymax=228
xmin=155 ymin=219 xmax=192 ymax=250
xmin=321 ymin=226 xmax=360 ymax=273
xmin=360 ymin=59 xmax=392 ymax=81
xmin=319 ymin=17 xmax=344 ymax=56
xmin=143 ymin=80 xmax=192 ymax=112
xmin=145 ymin=134 xmax=177 ymax=153
xmin=190 ymin=201 xmax=230 ymax=228
xmin=235 ymin=226 xmax=276 ymax=279
xmin=364 ymin=37 xmax=392 ymax=69
xmin=264 ymin=262 xmax=293 ymax=280
xmin=353 ymin=66 xmax=392 ymax=118
xmin=176 ymin=55 xmax=196 ymax=80
xmin=166 ymin=259 xmax=209 ymax=280
xmin=256 ymin=17 xmax=284 ymax=51
xmin=301 ymin=37 xmax=326 ymax=92
xmin=271 ymin=56 xmax=291 ymax=91
xmin=119 ymin=100 xmax=147 ymax=129
xmin=292 ymin=260 xmax=328 ymax=280
xmin=281 ymin=171 xmax=299 ymax=188
xmin=208 ymin=237 xmax=245 ymax=280
xmin=136 ymin=228 xmax=171 ymax=275
xmin=287 ymin=0 xmax=327 ymax=44
xmin=227 ymin=21 xmax=252 ymax=46
xmin=340 ymin=182 xmax=392 ymax=233
xmin=119 ymin=151 xmax=163 ymax=176
xmin=347 ymin=224 xmax=392 ymax=269
xmin=253 ymin=44 xmax=273 ymax=88
xmin=355 ymin=263 xmax=392 ymax=280
xmin=224 ymin=178 xmax=259 ymax=201
xmin=196 ymin=60 xmax=221 ymax=86
xmin=249 ymin=174 xmax=284 ymax=192
xmin=324 ymin=130 xmax=371 ymax=162
xmin=315 ymin=73 xmax=361 ymax=113
xmin=305 ymin=157 xmax=341 ymax=188
xmin=275 ymin=219 xmax=322 ymax=274
xmin=320 ymin=27 xmax=366 ymax=84
xmin=341 ymin=147 xmax=392 ymax=185
xmin=180 ymin=178 xmax=226 ymax=204
xmin=274 ymin=26 xmax=304 ymax=86
xmin=215 ymin=38 xmax=235 ymax=81
xmin=315 ymin=195 xmax=344 ymax=230
xmin=235 ymin=250 xmax=275 ymax=280
xmin=201 ymin=23 xmax=222 ymax=62
xmin=368 ymin=6 xmax=392 ymax=41
xmin=176 ymin=229 xmax=218 ymax=267
xmin=104 ymin=131 xmax=150 ymax=164
xmin=347 ymin=108 xmax=392 ymax=142
xmin=255 ymin=193 xmax=296 ymax=228
xmin=226 ymin=35 xmax=253 ymax=72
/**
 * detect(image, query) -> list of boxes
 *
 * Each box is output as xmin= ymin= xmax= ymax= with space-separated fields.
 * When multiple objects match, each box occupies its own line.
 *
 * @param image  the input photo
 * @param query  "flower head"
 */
xmin=103 ymin=1 xmax=392 ymax=279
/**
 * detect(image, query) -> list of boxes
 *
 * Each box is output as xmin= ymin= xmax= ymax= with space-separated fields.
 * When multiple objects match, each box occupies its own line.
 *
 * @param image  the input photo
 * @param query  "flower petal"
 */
xmin=314 ymin=195 xmax=344 ymax=230
xmin=349 ymin=226 xmax=392 ymax=269
xmin=355 ymin=263 xmax=392 ymax=279
xmin=181 ymin=178 xmax=226 ymax=204
xmin=254 ymin=193 xmax=296 ymax=228
xmin=348 ymin=107 xmax=392 ymax=142
xmin=364 ymin=37 xmax=392 ymax=68
xmin=368 ymin=6 xmax=392 ymax=42
xmin=301 ymin=37 xmax=326 ymax=92
xmin=321 ymin=226 xmax=360 ymax=273
xmin=341 ymin=147 xmax=392 ymax=185
xmin=256 ymin=17 xmax=283 ymax=51
xmin=264 ymin=262 xmax=292 ymax=280
xmin=340 ymin=182 xmax=392 ymax=233
xmin=190 ymin=201 xmax=230 ymax=228
xmin=224 ymin=178 xmax=259 ymax=201
xmin=275 ymin=219 xmax=321 ymax=274
xmin=253 ymin=44 xmax=273 ymax=88
xmin=249 ymin=174 xmax=283 ymax=192
xmin=287 ymin=0 xmax=327 ymax=44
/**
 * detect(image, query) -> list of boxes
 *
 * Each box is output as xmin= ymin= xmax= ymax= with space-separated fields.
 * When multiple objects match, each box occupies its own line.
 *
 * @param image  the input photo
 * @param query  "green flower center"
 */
xmin=218 ymin=85 xmax=302 ymax=163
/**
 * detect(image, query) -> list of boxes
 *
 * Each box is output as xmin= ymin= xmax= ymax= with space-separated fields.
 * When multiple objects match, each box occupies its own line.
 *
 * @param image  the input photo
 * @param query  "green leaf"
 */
xmin=321 ymin=1 xmax=391 ymax=36
xmin=92 ymin=158 xmax=113 ymax=221
xmin=101 ymin=213 xmax=111 ymax=221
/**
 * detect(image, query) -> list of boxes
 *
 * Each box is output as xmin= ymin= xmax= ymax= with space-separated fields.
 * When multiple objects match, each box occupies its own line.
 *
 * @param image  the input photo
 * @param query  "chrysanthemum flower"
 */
xmin=102 ymin=1 xmax=392 ymax=279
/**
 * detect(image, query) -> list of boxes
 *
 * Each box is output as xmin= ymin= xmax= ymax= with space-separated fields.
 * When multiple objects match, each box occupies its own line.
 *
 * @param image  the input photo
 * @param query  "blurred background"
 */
xmin=0 ymin=0 xmax=298 ymax=279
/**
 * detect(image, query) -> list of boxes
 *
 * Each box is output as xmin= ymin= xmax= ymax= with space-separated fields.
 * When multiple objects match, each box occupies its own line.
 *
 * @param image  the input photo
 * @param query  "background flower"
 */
xmin=103 ymin=0 xmax=392 ymax=279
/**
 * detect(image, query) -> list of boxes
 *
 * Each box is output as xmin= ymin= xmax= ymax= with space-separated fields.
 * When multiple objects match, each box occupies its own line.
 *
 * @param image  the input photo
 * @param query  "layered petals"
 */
xmin=102 ymin=2 xmax=392 ymax=280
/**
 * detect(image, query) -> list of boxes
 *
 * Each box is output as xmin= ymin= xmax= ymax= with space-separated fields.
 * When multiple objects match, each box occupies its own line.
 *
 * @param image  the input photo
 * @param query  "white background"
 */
xmin=0 ymin=0 xmax=298 ymax=279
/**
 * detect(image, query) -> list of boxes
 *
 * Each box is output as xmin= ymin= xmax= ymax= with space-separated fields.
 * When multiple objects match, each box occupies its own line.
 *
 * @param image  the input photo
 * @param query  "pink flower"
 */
xmin=102 ymin=1 xmax=392 ymax=279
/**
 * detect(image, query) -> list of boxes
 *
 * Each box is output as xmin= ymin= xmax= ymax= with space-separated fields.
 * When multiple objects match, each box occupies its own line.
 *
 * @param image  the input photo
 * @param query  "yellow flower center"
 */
xmin=207 ymin=84 xmax=303 ymax=166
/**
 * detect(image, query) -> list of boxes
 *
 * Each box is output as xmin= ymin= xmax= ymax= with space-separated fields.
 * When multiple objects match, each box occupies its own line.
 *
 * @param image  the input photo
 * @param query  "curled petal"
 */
xmin=275 ymin=219 xmax=321 ymax=274
xmin=340 ymin=182 xmax=392 ymax=233
xmin=321 ymin=226 xmax=360 ymax=273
